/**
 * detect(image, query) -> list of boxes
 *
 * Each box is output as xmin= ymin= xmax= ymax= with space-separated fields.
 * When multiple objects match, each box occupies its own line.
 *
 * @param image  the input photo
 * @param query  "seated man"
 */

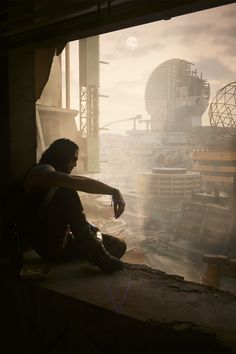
xmin=21 ymin=138 xmax=126 ymax=273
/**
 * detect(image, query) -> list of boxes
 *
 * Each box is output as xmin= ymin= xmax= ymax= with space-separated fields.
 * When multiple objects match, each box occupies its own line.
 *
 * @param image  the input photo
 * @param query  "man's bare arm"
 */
xmin=25 ymin=164 xmax=113 ymax=194
xmin=25 ymin=165 xmax=125 ymax=218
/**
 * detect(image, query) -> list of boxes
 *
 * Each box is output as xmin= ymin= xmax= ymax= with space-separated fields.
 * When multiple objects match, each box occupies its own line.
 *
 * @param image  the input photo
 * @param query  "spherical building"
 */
xmin=145 ymin=59 xmax=210 ymax=132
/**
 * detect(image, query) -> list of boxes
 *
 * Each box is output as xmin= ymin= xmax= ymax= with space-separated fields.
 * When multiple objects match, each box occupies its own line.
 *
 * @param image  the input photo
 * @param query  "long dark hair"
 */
xmin=39 ymin=138 xmax=79 ymax=172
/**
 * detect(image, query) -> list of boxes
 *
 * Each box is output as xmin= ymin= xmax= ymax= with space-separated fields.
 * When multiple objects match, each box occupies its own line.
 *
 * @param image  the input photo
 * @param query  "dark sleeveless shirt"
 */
xmin=20 ymin=164 xmax=58 ymax=236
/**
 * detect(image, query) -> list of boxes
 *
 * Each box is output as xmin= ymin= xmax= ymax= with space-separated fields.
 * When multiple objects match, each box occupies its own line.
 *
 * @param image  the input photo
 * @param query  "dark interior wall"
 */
xmin=0 ymin=45 xmax=58 ymax=251
xmin=0 ymin=53 xmax=10 ymax=250
xmin=0 ymin=47 xmax=36 ymax=252
xmin=8 ymin=47 xmax=36 ymax=181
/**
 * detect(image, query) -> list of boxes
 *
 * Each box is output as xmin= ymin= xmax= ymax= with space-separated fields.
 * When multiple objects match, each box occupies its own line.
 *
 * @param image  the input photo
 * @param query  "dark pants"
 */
xmin=28 ymin=188 xmax=126 ymax=261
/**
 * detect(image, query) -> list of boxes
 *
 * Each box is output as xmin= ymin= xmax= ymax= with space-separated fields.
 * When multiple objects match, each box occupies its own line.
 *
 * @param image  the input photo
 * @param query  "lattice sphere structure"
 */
xmin=209 ymin=81 xmax=236 ymax=138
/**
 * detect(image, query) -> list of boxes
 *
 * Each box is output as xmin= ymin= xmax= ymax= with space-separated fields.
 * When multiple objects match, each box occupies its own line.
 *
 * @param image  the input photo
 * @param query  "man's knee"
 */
xmin=117 ymin=238 xmax=127 ymax=258
xmin=102 ymin=234 xmax=127 ymax=259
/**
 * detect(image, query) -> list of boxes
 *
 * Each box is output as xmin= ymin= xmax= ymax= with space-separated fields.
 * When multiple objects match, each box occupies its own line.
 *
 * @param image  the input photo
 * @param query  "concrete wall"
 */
xmin=0 ymin=47 xmax=36 ymax=253
xmin=8 ymin=47 xmax=36 ymax=181
xmin=0 ymin=45 xmax=57 ymax=252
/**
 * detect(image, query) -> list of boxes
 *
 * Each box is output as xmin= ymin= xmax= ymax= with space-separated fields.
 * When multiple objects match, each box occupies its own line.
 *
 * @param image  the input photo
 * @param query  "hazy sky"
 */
xmin=67 ymin=2 xmax=236 ymax=133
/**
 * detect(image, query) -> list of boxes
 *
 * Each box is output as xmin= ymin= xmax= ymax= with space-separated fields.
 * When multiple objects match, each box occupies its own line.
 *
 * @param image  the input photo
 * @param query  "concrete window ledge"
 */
xmin=1 ymin=250 xmax=236 ymax=354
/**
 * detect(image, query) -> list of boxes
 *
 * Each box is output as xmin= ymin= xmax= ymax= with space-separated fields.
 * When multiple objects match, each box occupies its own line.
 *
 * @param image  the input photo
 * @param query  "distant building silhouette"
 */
xmin=145 ymin=58 xmax=210 ymax=132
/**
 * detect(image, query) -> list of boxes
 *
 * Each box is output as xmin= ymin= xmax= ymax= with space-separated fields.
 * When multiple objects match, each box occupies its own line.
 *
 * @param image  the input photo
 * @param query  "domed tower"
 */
xmin=145 ymin=58 xmax=210 ymax=132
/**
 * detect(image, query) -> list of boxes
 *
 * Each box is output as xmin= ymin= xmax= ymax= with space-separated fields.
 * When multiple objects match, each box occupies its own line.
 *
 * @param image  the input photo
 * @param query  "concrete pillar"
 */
xmin=0 ymin=53 xmax=10 ymax=252
xmin=8 ymin=47 xmax=37 ymax=180
xmin=0 ymin=47 xmax=36 ymax=252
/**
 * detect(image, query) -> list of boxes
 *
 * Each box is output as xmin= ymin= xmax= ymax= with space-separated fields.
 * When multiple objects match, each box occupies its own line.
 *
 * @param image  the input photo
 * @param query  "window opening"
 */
xmin=35 ymin=2 xmax=236 ymax=292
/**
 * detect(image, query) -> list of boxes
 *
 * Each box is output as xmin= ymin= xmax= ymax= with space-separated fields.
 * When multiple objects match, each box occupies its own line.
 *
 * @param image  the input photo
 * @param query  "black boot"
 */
xmin=81 ymin=224 xmax=124 ymax=273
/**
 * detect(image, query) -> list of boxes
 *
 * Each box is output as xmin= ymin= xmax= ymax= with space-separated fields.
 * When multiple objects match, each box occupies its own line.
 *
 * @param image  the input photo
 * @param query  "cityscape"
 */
xmin=36 ymin=2 xmax=236 ymax=290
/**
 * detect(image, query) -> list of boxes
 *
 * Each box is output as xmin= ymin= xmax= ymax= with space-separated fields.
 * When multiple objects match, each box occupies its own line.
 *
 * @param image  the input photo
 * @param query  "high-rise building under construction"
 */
xmin=145 ymin=58 xmax=210 ymax=132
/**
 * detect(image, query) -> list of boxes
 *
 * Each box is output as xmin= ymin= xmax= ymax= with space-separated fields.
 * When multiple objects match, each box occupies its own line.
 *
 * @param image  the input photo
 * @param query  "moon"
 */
xmin=125 ymin=36 xmax=139 ymax=50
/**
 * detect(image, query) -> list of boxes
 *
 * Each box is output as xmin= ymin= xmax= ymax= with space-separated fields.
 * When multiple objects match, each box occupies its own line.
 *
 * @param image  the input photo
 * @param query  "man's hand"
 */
xmin=112 ymin=189 xmax=125 ymax=219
